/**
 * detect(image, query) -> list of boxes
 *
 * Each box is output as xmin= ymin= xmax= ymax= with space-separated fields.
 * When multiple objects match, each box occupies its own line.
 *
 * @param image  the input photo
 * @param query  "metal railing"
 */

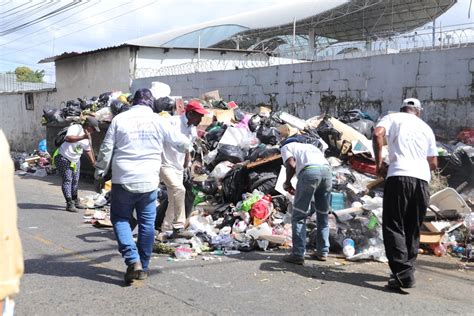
xmin=0 ymin=73 xmax=55 ymax=93
xmin=134 ymin=23 xmax=474 ymax=78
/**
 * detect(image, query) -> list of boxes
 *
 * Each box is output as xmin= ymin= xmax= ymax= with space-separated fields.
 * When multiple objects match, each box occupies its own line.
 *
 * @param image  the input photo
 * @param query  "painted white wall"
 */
xmin=0 ymin=90 xmax=57 ymax=151
xmin=54 ymin=46 xmax=132 ymax=102
xmin=133 ymin=46 xmax=474 ymax=138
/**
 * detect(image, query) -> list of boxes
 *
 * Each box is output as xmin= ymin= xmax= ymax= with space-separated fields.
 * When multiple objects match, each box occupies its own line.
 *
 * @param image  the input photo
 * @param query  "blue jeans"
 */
xmin=111 ymin=184 xmax=157 ymax=271
xmin=291 ymin=165 xmax=332 ymax=258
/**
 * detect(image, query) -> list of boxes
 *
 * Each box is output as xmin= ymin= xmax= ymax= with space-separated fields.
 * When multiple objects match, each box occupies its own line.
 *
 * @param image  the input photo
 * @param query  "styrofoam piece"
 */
xmin=278 ymin=112 xmax=308 ymax=130
xmin=428 ymin=187 xmax=470 ymax=217
xmin=275 ymin=166 xmax=297 ymax=201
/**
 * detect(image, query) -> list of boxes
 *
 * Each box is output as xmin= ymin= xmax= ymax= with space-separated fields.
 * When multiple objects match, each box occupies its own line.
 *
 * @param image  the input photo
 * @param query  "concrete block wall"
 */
xmin=133 ymin=46 xmax=474 ymax=138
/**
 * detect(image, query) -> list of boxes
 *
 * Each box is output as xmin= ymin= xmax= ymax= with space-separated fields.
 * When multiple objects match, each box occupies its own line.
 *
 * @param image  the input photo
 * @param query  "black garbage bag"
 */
xmin=153 ymin=96 xmax=175 ymax=114
xmin=234 ymin=108 xmax=245 ymax=122
xmin=271 ymin=195 xmax=290 ymax=213
xmin=194 ymin=177 xmax=218 ymax=195
xmin=110 ymin=100 xmax=130 ymax=116
xmin=248 ymin=171 xmax=278 ymax=195
xmin=222 ymin=166 xmax=247 ymax=204
xmin=42 ymin=108 xmax=64 ymax=123
xmin=64 ymin=101 xmax=82 ymax=117
xmin=78 ymin=98 xmax=93 ymax=110
xmin=215 ymin=144 xmax=245 ymax=164
xmin=183 ymin=169 xmax=195 ymax=218
xmin=98 ymin=92 xmax=112 ymax=104
xmin=317 ymin=116 xmax=341 ymax=155
xmin=66 ymin=100 xmax=81 ymax=108
xmin=155 ymin=186 xmax=168 ymax=230
xmin=212 ymin=100 xmax=228 ymax=109
xmin=248 ymin=146 xmax=281 ymax=162
xmin=257 ymin=126 xmax=280 ymax=145
xmin=211 ymin=204 xmax=233 ymax=221
xmin=440 ymin=149 xmax=473 ymax=189
xmin=205 ymin=123 xmax=227 ymax=150
xmin=346 ymin=119 xmax=374 ymax=139
xmin=248 ymin=114 xmax=261 ymax=132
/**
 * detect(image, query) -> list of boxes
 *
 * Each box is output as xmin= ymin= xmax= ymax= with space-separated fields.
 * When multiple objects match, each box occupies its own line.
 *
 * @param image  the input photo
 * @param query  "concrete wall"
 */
xmin=133 ymin=46 xmax=474 ymax=138
xmin=0 ymin=90 xmax=57 ymax=151
xmin=54 ymin=46 xmax=132 ymax=101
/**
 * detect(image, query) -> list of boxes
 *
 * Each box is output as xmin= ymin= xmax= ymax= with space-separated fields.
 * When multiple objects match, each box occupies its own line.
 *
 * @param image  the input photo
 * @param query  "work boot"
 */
xmin=66 ymin=201 xmax=79 ymax=213
xmin=282 ymin=254 xmax=304 ymax=265
xmin=309 ymin=251 xmax=328 ymax=262
xmin=124 ymin=261 xmax=144 ymax=284
xmin=170 ymin=228 xmax=194 ymax=239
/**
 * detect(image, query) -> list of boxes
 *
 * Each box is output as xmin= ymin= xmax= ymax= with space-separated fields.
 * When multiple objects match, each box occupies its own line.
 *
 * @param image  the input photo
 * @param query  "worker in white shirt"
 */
xmin=94 ymin=89 xmax=190 ymax=285
xmin=280 ymin=137 xmax=332 ymax=265
xmin=160 ymin=100 xmax=207 ymax=239
xmin=373 ymin=98 xmax=438 ymax=290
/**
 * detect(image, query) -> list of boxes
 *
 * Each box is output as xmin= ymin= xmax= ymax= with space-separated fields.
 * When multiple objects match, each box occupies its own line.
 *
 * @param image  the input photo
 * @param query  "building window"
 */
xmin=25 ymin=93 xmax=34 ymax=110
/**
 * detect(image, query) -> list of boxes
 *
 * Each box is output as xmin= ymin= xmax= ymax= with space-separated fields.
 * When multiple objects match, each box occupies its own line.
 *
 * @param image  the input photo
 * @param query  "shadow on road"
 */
xmin=76 ymin=229 xmax=116 ymax=243
xmin=257 ymin=253 xmax=391 ymax=293
xmin=25 ymin=253 xmax=125 ymax=287
xmin=18 ymin=202 xmax=66 ymax=211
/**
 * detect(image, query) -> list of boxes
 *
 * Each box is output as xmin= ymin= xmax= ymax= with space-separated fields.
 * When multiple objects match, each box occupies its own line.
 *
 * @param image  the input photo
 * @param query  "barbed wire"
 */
xmin=135 ymin=25 xmax=474 ymax=79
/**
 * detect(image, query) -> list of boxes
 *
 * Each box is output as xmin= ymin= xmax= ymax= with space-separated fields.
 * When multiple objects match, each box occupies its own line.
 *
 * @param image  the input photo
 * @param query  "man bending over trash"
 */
xmin=281 ymin=136 xmax=332 ymax=265
xmin=159 ymin=100 xmax=207 ymax=239
xmin=94 ymin=89 xmax=190 ymax=285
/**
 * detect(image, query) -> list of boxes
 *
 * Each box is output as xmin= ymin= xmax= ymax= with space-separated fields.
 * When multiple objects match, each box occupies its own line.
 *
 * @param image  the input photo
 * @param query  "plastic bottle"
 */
xmin=342 ymin=238 xmax=355 ymax=257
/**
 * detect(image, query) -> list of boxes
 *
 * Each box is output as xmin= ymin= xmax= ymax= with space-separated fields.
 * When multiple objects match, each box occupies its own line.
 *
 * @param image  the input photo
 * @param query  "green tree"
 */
xmin=14 ymin=66 xmax=45 ymax=83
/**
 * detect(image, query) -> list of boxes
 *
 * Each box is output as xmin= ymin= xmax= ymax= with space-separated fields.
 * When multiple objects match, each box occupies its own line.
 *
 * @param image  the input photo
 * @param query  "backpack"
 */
xmin=54 ymin=125 xmax=72 ymax=147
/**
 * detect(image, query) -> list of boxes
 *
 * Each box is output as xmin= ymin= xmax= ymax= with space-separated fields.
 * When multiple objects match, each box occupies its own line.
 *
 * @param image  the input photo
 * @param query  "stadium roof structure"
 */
xmin=127 ymin=0 xmax=457 ymax=50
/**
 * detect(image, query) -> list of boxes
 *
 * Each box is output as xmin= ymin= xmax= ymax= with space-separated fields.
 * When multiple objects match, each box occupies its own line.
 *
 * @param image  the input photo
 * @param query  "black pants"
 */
xmin=382 ymin=176 xmax=429 ymax=287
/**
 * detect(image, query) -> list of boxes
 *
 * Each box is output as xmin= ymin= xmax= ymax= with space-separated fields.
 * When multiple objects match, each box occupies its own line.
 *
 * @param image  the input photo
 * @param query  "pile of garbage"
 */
xmin=11 ymin=139 xmax=52 ymax=177
xmin=148 ymin=90 xmax=473 ymax=263
xmin=37 ymin=85 xmax=472 ymax=263
xmin=41 ymin=91 xmax=135 ymax=125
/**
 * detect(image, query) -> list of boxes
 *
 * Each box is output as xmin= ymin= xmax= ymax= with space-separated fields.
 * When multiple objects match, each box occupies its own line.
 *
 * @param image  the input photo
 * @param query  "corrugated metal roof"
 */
xmin=38 ymin=0 xmax=457 ymax=63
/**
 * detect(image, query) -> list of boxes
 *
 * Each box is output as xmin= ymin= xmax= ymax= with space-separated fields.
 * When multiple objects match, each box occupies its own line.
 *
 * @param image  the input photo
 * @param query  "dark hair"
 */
xmin=132 ymin=89 xmax=155 ymax=108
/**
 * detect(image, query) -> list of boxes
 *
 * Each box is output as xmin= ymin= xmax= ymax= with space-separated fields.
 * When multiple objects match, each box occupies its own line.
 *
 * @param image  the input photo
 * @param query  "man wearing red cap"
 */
xmin=160 ymin=99 xmax=207 ymax=239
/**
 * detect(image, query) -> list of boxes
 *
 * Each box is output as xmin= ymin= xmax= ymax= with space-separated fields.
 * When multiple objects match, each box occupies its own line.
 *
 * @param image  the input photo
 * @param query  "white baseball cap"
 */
xmin=402 ymin=98 xmax=422 ymax=110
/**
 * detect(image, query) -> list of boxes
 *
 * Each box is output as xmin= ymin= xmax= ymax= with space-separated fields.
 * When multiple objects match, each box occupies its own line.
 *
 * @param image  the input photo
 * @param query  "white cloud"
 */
xmin=0 ymin=0 xmax=471 ymax=81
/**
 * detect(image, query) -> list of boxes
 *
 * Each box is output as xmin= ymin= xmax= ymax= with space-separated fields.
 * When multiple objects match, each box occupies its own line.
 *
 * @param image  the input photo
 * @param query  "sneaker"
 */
xmin=282 ymin=254 xmax=305 ymax=265
xmin=170 ymin=228 xmax=194 ymax=239
xmin=73 ymin=199 xmax=86 ymax=209
xmin=124 ymin=261 xmax=143 ymax=284
xmin=66 ymin=201 xmax=78 ymax=213
xmin=309 ymin=252 xmax=328 ymax=261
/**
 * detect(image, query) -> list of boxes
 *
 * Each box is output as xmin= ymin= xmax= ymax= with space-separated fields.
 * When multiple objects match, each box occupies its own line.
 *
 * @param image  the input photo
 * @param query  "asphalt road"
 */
xmin=14 ymin=174 xmax=474 ymax=315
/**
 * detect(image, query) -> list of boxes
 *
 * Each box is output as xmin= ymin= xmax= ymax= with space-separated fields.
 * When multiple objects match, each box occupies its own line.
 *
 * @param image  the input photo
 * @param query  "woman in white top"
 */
xmin=55 ymin=117 xmax=99 ymax=212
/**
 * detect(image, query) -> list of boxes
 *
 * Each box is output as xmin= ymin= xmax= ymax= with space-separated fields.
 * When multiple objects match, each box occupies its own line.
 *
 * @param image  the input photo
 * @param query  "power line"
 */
xmin=2 ymin=0 xmax=157 ymax=58
xmin=0 ymin=0 xmax=130 ymax=48
xmin=0 ymin=1 xmax=85 ymax=36
xmin=0 ymin=1 xmax=54 ymax=29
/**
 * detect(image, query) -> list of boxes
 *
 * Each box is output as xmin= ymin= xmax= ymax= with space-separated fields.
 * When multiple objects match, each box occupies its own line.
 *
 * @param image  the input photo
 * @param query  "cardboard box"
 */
xmin=420 ymin=232 xmax=445 ymax=244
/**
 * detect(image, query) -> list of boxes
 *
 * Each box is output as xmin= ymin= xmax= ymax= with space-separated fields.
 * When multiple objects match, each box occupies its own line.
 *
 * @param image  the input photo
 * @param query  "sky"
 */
xmin=0 ymin=0 xmax=472 ymax=83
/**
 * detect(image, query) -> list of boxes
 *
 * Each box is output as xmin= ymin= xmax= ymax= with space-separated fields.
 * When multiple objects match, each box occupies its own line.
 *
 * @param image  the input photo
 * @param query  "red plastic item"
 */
xmin=250 ymin=195 xmax=272 ymax=220
xmin=349 ymin=157 xmax=377 ymax=176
